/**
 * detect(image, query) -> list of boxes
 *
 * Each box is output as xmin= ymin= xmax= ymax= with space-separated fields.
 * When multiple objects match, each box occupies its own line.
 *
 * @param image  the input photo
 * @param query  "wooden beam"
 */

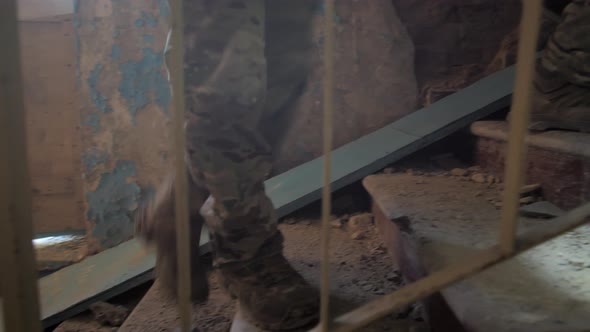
xmin=40 ymin=240 xmax=155 ymax=327
xmin=168 ymin=0 xmax=193 ymax=330
xmin=0 ymin=0 xmax=43 ymax=330
xmin=499 ymin=0 xmax=543 ymax=254
xmin=319 ymin=0 xmax=335 ymax=330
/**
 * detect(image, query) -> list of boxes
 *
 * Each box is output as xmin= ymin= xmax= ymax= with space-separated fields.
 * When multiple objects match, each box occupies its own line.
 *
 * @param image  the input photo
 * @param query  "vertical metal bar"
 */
xmin=320 ymin=0 xmax=335 ymax=330
xmin=0 ymin=0 xmax=43 ymax=330
xmin=499 ymin=0 xmax=543 ymax=254
xmin=167 ymin=0 xmax=192 ymax=330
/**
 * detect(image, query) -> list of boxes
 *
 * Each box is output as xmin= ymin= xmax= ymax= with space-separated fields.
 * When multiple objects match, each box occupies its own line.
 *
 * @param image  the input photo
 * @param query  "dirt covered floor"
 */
xmin=55 ymin=150 xmax=498 ymax=332
xmin=54 ymin=210 xmax=428 ymax=332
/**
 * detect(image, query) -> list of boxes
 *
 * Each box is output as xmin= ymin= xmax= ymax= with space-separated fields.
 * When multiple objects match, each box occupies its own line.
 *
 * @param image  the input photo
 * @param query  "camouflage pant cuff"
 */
xmin=214 ymin=230 xmax=284 ymax=269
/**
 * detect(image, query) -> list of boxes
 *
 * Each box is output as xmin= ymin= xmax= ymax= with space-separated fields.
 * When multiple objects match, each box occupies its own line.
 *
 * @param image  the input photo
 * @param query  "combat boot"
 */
xmin=217 ymin=232 xmax=319 ymax=331
xmin=135 ymin=174 xmax=210 ymax=303
xmin=509 ymin=63 xmax=590 ymax=133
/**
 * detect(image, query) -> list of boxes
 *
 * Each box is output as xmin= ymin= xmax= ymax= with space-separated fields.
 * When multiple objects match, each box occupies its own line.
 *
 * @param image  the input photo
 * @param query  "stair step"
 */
xmin=470 ymin=120 xmax=590 ymax=210
xmin=364 ymin=173 xmax=590 ymax=332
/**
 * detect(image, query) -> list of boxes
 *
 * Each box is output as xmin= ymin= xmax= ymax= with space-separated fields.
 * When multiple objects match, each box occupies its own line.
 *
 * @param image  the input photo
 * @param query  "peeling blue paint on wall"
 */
xmin=84 ymin=112 xmax=101 ymax=132
xmin=88 ymin=64 xmax=113 ymax=114
xmin=158 ymin=0 xmax=170 ymax=17
xmin=111 ymin=44 xmax=121 ymax=60
xmin=142 ymin=186 xmax=156 ymax=203
xmin=154 ymin=71 xmax=171 ymax=110
xmin=118 ymin=48 xmax=171 ymax=118
xmin=134 ymin=18 xmax=145 ymax=27
xmin=82 ymin=148 xmax=109 ymax=173
xmin=143 ymin=34 xmax=155 ymax=44
xmin=315 ymin=2 xmax=342 ymax=23
xmin=141 ymin=11 xmax=158 ymax=27
xmin=86 ymin=160 xmax=141 ymax=249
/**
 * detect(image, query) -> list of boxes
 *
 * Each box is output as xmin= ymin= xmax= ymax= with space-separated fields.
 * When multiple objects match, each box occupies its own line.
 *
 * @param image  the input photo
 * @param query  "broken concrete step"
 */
xmin=470 ymin=120 xmax=590 ymax=210
xmin=364 ymin=173 xmax=590 ymax=332
xmin=518 ymin=201 xmax=565 ymax=219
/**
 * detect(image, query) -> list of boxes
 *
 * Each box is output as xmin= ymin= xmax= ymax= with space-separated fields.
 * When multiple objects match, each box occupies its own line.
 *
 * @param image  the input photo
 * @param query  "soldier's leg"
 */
xmin=529 ymin=0 xmax=590 ymax=132
xmin=183 ymin=0 xmax=318 ymax=329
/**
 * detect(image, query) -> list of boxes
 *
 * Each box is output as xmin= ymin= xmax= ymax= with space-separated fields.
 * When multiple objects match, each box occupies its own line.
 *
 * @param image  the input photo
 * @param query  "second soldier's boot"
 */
xmin=527 ymin=65 xmax=590 ymax=133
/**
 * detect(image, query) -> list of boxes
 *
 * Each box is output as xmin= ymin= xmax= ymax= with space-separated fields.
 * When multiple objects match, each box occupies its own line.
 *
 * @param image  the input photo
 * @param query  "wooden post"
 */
xmin=319 ymin=0 xmax=335 ymax=331
xmin=498 ymin=0 xmax=543 ymax=254
xmin=167 ymin=0 xmax=192 ymax=331
xmin=0 ymin=0 xmax=43 ymax=331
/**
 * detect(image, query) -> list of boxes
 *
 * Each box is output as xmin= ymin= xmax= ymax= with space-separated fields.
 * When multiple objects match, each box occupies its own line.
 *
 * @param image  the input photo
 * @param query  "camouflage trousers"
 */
xmin=536 ymin=0 xmax=590 ymax=106
xmin=167 ymin=0 xmax=314 ymax=266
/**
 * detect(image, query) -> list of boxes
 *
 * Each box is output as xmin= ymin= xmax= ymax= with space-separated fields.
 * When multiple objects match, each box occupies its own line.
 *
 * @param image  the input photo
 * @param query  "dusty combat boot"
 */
xmin=135 ymin=173 xmax=210 ymax=303
xmin=217 ymin=233 xmax=319 ymax=331
xmin=507 ymin=65 xmax=590 ymax=133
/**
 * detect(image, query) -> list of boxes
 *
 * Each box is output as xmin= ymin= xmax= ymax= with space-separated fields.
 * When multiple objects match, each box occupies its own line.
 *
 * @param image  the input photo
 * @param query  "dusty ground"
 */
xmin=49 ymin=141 xmax=577 ymax=332
xmin=49 ymin=150 xmax=524 ymax=332
xmin=54 ymin=211 xmax=428 ymax=332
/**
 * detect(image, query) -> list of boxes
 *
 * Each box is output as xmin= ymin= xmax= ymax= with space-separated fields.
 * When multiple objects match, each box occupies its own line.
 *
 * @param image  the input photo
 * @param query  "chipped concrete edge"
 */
xmin=470 ymin=121 xmax=590 ymax=159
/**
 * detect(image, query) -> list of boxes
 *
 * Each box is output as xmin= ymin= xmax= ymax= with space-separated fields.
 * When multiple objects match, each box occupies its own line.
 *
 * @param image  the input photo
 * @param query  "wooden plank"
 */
xmin=267 ymin=64 xmax=515 ymax=217
xmin=0 ymin=0 xmax=43 ymax=330
xmin=40 ymin=62 xmax=516 ymax=326
xmin=319 ymin=0 xmax=336 ymax=330
xmin=31 ymin=176 xmax=77 ymax=195
xmin=0 ymin=299 xmax=4 ymax=332
xmin=40 ymin=229 xmax=209 ymax=328
xmin=169 ymin=0 xmax=193 ymax=330
xmin=39 ymin=240 xmax=154 ymax=327
xmin=19 ymin=18 xmax=85 ymax=234
xmin=32 ymin=195 xmax=84 ymax=234
xmin=17 ymin=0 xmax=73 ymax=21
